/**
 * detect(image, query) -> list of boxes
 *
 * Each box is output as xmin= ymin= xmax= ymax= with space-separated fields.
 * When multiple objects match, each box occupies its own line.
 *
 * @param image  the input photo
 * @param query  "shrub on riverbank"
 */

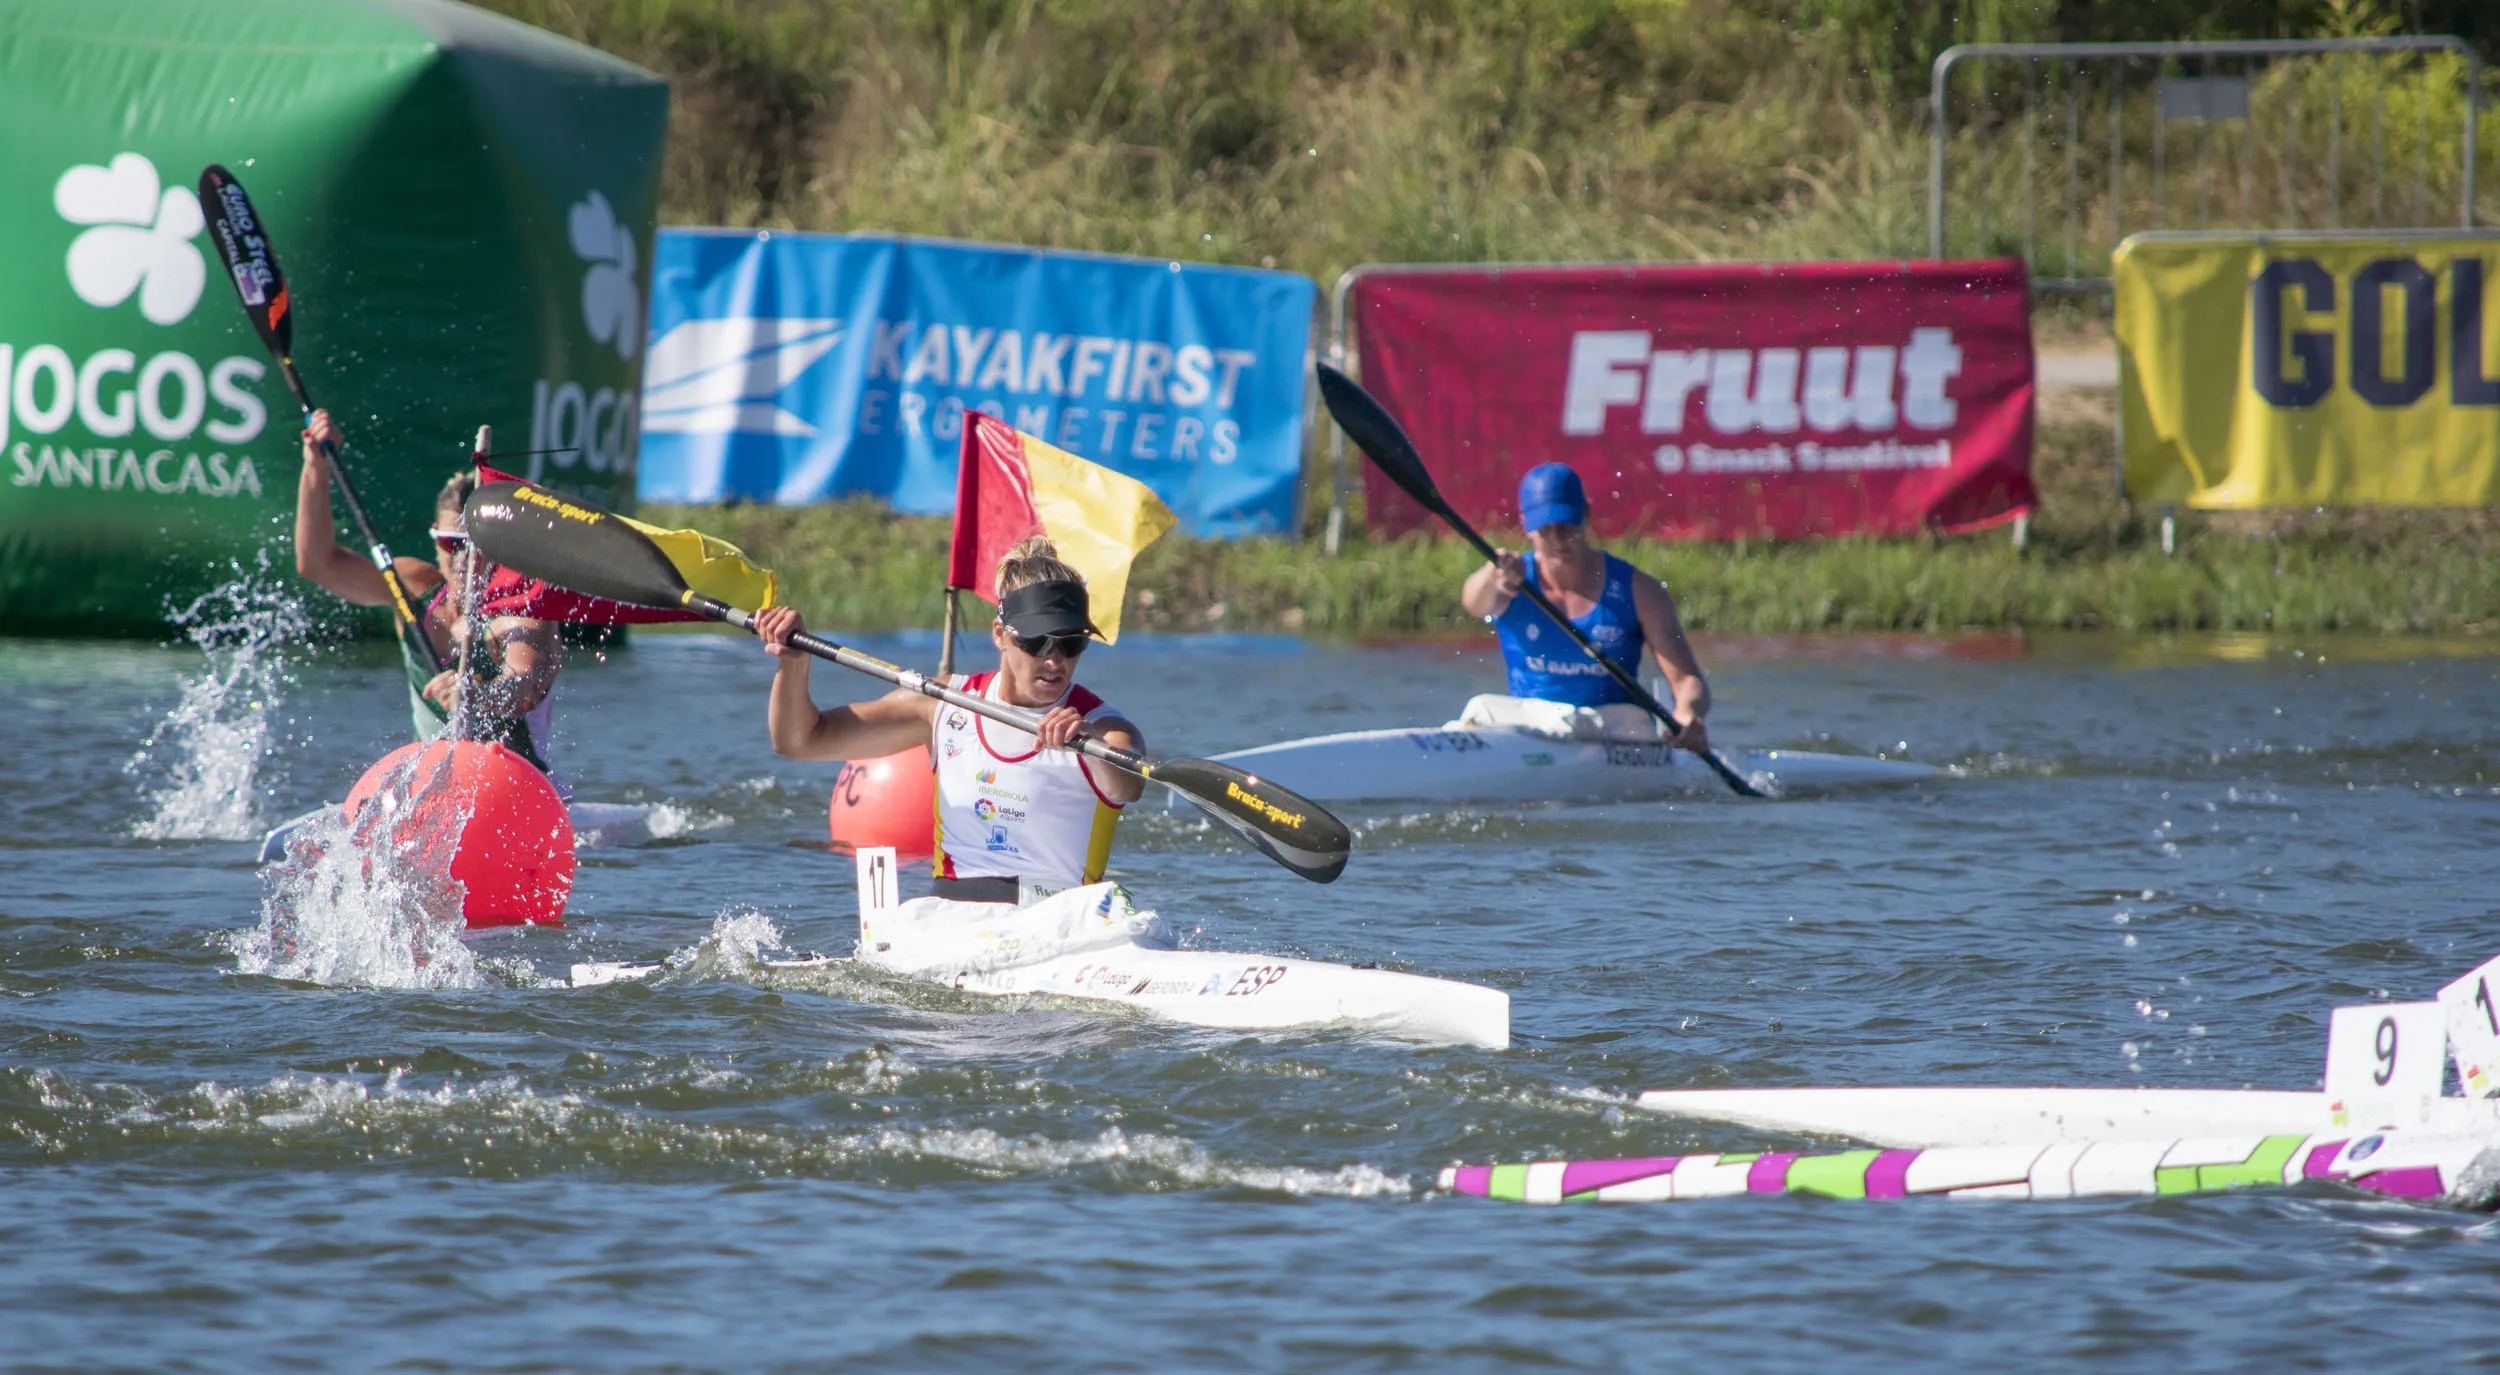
xmin=479 ymin=0 xmax=2498 ymax=284
xmin=528 ymin=0 xmax=2500 ymax=637
xmin=652 ymin=413 xmax=2500 ymax=636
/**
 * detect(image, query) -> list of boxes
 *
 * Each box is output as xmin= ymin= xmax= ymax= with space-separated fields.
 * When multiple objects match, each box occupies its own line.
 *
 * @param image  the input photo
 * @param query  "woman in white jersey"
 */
xmin=755 ymin=538 xmax=1145 ymax=903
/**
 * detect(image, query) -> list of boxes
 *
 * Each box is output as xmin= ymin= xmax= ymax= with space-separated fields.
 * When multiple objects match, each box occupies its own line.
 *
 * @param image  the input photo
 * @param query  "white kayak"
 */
xmin=256 ymin=799 xmax=665 ymax=863
xmin=571 ymin=862 xmax=1510 ymax=1050
xmin=1632 ymin=1086 xmax=2500 ymax=1148
xmin=1638 ymin=955 xmax=2500 ymax=1148
xmin=1208 ymin=726 xmax=1935 ymax=805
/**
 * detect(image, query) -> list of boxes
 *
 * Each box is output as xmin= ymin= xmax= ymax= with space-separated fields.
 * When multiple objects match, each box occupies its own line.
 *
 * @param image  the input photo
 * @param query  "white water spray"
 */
xmin=227 ymin=746 xmax=484 ymax=990
xmin=126 ymin=563 xmax=310 ymax=841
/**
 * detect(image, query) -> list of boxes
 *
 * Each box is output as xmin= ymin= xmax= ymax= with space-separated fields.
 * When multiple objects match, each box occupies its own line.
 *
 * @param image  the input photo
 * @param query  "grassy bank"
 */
xmin=651 ymin=413 xmax=2500 ymax=636
xmin=533 ymin=0 xmax=2500 ymax=637
xmin=482 ymin=0 xmax=2500 ymax=283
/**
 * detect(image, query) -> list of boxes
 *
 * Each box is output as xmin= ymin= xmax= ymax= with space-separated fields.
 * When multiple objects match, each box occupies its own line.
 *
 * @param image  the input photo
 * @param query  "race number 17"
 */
xmin=2439 ymin=954 xmax=2500 ymax=1098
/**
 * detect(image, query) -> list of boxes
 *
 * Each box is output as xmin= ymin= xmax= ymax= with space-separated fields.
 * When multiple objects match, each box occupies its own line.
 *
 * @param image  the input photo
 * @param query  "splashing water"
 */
xmin=640 ymin=803 xmax=729 ymax=841
xmin=126 ymin=566 xmax=310 ymax=841
xmin=655 ymin=910 xmax=795 ymax=980
xmin=227 ymin=747 xmax=484 ymax=990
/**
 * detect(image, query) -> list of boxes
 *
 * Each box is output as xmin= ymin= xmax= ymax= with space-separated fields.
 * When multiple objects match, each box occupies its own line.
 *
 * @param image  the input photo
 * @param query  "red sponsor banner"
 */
xmin=1349 ymin=260 xmax=2036 ymax=541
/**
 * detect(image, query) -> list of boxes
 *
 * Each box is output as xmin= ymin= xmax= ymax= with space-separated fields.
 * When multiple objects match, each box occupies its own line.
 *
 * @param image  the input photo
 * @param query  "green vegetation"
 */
xmin=479 ymin=0 xmax=2498 ymax=282
xmin=652 ymin=414 xmax=2500 ymax=634
xmin=519 ymin=0 xmax=2500 ymax=635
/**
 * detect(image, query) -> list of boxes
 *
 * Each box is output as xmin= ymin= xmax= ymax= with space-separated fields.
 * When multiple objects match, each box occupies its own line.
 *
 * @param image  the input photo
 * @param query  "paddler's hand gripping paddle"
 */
xmin=462 ymin=481 xmax=1354 ymax=883
xmin=199 ymin=163 xmax=446 ymax=674
xmin=1315 ymin=362 xmax=1765 ymax=799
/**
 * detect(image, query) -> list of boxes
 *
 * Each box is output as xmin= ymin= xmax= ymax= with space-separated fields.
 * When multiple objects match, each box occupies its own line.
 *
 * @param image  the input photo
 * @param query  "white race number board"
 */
xmin=2438 ymin=954 xmax=2500 ymax=1097
xmin=854 ymin=845 xmax=899 ymax=916
xmin=2322 ymin=1002 xmax=2444 ymax=1101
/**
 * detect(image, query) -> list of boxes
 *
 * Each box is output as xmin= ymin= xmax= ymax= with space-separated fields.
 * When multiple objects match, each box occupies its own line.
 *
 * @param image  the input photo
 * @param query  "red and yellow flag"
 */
xmin=948 ymin=413 xmax=1176 ymax=642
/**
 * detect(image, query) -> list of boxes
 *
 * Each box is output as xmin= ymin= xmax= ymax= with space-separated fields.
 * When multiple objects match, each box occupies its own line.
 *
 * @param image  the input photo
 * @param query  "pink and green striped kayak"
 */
xmin=1440 ymin=1129 xmax=2500 ymax=1207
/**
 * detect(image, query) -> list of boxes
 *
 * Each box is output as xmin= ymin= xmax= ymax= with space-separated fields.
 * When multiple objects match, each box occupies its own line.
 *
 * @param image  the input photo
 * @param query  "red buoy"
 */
xmin=344 ymin=740 xmax=576 ymax=928
xmin=828 ymin=746 xmax=934 ymax=858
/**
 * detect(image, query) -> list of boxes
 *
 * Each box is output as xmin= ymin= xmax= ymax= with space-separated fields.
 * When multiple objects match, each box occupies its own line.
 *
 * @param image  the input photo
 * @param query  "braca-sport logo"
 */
xmin=6 ymin=151 xmax=269 ymax=499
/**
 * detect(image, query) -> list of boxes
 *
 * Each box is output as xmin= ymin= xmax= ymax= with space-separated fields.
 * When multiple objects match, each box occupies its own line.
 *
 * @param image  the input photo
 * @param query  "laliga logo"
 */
xmin=58 ymin=153 xmax=207 ymax=326
xmin=973 ymin=798 xmax=997 ymax=821
xmin=526 ymin=190 xmax=645 ymax=479
xmin=5 ymin=152 xmax=266 ymax=497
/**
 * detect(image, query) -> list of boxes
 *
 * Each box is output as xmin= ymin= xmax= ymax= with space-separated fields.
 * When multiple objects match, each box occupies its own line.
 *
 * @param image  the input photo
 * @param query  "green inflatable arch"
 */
xmin=0 ymin=0 xmax=664 ymax=635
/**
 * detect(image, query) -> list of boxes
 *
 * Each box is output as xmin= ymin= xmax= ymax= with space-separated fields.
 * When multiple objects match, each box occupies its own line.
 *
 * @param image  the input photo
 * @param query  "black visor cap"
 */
xmin=998 ymin=580 xmax=1101 ymax=639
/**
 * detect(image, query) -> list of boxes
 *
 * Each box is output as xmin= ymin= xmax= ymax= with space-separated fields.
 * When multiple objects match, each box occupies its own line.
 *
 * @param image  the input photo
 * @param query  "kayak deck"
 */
xmin=569 ymin=947 xmax=1509 ymax=1049
xmin=1630 ymin=1085 xmax=2500 ymax=1147
xmin=572 ymin=870 xmax=1509 ymax=1050
xmin=1208 ymin=725 xmax=1935 ymax=805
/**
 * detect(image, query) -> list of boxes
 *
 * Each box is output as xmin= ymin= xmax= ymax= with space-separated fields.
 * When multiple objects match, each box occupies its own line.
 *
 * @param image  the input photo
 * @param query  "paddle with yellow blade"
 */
xmin=463 ymin=480 xmax=1353 ymax=883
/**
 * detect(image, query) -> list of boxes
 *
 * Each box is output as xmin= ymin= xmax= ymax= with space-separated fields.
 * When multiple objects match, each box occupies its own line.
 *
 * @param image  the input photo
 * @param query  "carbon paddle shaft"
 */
xmin=459 ymin=477 xmax=1350 ymax=879
xmin=1313 ymin=365 xmax=1761 ymax=797
xmin=200 ymin=164 xmax=443 ymax=671
xmin=697 ymin=601 xmax=1349 ymax=883
xmin=1477 ymin=559 xmax=1760 ymax=797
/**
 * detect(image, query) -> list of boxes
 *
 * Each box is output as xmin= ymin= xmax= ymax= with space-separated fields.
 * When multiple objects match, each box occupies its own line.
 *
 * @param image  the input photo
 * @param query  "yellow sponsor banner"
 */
xmin=2116 ymin=232 xmax=2500 ymax=507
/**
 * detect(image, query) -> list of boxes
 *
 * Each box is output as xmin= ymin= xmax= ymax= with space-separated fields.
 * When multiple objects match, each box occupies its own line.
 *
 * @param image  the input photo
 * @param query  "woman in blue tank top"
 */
xmin=1459 ymin=463 xmax=1715 ymax=750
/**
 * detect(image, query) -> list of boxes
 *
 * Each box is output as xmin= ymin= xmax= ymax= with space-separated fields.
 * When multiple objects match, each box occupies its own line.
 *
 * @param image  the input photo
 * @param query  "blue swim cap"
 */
xmin=1518 ymin=463 xmax=1589 ymax=532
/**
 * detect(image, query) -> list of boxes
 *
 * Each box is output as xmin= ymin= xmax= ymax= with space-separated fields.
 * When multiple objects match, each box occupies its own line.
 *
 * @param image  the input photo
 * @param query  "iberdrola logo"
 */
xmin=55 ymin=153 xmax=206 ymax=326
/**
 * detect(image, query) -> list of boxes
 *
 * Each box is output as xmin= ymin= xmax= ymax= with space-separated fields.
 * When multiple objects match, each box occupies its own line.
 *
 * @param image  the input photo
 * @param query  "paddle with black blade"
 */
xmin=462 ymin=480 xmax=1354 ymax=883
xmin=199 ymin=163 xmax=445 ymax=674
xmin=1315 ymin=363 xmax=1765 ymax=799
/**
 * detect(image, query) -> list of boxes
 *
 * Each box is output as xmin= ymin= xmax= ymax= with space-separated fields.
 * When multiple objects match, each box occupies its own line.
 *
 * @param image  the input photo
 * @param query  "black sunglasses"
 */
xmin=428 ymin=526 xmax=469 ymax=553
xmin=1008 ymin=630 xmax=1090 ymax=659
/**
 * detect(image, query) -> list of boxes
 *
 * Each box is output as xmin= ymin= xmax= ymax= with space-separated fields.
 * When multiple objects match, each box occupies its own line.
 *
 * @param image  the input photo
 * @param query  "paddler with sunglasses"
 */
xmin=755 ymin=537 xmax=1143 ymax=903
xmin=292 ymin=410 xmax=561 ymax=775
xmin=1459 ymin=462 xmax=1713 ymax=751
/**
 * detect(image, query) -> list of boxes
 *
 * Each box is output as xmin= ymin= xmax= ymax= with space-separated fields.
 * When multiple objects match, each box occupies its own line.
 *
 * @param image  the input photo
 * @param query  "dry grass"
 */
xmin=505 ymin=0 xmax=2500 ymax=634
xmin=469 ymin=0 xmax=2500 ymax=287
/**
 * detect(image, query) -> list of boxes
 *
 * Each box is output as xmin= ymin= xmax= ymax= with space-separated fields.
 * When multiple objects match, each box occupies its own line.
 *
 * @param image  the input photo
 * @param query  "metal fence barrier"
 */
xmin=1930 ymin=37 xmax=2482 ymax=291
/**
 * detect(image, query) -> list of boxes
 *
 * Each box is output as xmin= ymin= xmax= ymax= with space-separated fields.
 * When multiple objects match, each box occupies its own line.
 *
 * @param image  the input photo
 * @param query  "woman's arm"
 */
xmin=1037 ymin=710 xmax=1146 ymax=804
xmin=419 ymin=617 xmax=557 ymax=714
xmin=1459 ymin=550 xmax=1529 ymax=620
xmin=1630 ymin=571 xmax=1712 ymax=750
xmin=294 ymin=410 xmax=436 ymax=606
xmin=756 ymin=606 xmax=935 ymax=760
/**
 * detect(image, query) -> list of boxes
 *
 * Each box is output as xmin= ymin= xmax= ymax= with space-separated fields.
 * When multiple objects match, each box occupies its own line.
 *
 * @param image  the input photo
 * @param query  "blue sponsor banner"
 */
xmin=636 ymin=230 xmax=1315 ymax=536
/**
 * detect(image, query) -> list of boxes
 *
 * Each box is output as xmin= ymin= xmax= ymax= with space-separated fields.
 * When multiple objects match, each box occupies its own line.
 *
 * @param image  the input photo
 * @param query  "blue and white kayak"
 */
xmin=1206 ymin=726 xmax=1934 ymax=806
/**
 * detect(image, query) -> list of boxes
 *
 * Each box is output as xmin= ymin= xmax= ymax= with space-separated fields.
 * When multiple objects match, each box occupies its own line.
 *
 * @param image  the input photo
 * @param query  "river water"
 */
xmin=5 ymin=598 xmax=2498 ymax=1370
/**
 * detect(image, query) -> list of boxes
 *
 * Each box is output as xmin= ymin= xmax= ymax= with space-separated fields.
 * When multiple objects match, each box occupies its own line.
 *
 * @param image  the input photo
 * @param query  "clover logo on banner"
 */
xmin=55 ymin=152 xmax=207 ymax=326
xmin=567 ymin=190 xmax=639 ymax=360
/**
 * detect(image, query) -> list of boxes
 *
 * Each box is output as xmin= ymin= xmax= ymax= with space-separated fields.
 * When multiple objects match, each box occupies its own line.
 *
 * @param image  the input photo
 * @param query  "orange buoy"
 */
xmin=343 ymin=740 xmax=576 ymax=929
xmin=828 ymin=745 xmax=934 ymax=858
